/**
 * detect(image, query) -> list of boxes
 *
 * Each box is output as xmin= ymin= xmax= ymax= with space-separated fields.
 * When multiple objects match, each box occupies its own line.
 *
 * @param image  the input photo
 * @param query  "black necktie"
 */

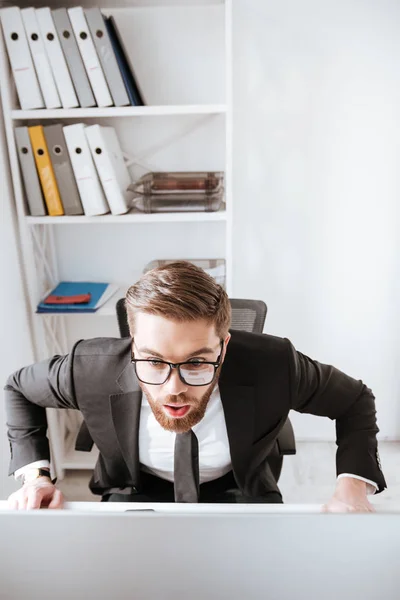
xmin=174 ymin=430 xmax=200 ymax=503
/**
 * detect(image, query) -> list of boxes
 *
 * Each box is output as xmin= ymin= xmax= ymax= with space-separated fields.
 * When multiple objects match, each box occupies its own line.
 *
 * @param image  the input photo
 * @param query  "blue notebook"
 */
xmin=37 ymin=281 xmax=119 ymax=313
xmin=104 ymin=15 xmax=144 ymax=107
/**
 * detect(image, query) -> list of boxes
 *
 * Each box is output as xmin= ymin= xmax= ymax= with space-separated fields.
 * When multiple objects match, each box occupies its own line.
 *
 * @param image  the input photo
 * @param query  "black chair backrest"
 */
xmin=115 ymin=297 xmax=267 ymax=337
xmin=116 ymin=298 xmax=130 ymax=337
xmin=229 ymin=299 xmax=267 ymax=334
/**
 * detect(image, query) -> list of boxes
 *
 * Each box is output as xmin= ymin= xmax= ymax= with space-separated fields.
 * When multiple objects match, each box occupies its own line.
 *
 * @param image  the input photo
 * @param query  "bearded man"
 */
xmin=5 ymin=262 xmax=386 ymax=510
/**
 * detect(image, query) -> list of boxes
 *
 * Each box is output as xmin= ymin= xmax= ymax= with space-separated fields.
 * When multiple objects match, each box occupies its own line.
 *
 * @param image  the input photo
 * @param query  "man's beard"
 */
xmin=139 ymin=376 xmax=219 ymax=433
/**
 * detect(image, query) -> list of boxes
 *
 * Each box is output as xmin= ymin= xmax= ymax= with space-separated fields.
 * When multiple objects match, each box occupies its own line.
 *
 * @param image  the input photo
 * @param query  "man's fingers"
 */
xmin=323 ymin=498 xmax=376 ymax=514
xmin=48 ymin=489 xmax=64 ymax=509
xmin=7 ymin=495 xmax=18 ymax=510
xmin=26 ymin=489 xmax=44 ymax=510
xmin=7 ymin=484 xmax=61 ymax=510
xmin=322 ymin=499 xmax=353 ymax=513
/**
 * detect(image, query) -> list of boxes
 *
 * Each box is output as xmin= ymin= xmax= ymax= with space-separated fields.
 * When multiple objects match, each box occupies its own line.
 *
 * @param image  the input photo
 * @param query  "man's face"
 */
xmin=133 ymin=312 xmax=230 ymax=433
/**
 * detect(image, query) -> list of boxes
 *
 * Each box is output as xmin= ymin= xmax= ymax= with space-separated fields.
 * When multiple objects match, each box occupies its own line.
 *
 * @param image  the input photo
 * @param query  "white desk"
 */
xmin=1 ymin=500 xmax=399 ymax=512
xmin=1 ymin=502 xmax=400 ymax=600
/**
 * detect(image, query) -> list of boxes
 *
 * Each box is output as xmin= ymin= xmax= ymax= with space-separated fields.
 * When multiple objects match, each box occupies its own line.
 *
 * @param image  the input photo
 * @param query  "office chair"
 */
xmin=75 ymin=298 xmax=296 ymax=484
xmin=227 ymin=299 xmax=296 ymax=482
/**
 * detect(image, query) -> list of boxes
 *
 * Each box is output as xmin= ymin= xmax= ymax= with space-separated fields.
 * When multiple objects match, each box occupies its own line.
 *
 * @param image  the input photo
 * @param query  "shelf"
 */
xmin=11 ymin=104 xmax=227 ymax=120
xmin=25 ymin=210 xmax=227 ymax=225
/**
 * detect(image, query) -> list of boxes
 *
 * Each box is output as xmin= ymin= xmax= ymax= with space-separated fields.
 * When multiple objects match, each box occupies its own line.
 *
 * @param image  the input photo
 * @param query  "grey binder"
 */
xmin=52 ymin=8 xmax=96 ymax=108
xmin=43 ymin=124 xmax=84 ymax=215
xmin=14 ymin=127 xmax=46 ymax=217
xmin=85 ymin=7 xmax=130 ymax=107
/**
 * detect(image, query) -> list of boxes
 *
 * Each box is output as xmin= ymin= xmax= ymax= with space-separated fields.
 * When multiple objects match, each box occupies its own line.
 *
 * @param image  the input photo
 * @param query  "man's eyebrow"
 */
xmin=186 ymin=347 xmax=216 ymax=358
xmin=138 ymin=346 xmax=216 ymax=359
xmin=138 ymin=347 xmax=164 ymax=358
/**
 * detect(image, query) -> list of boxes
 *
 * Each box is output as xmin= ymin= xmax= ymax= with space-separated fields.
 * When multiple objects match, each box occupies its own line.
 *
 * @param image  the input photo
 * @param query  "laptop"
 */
xmin=0 ymin=508 xmax=399 ymax=600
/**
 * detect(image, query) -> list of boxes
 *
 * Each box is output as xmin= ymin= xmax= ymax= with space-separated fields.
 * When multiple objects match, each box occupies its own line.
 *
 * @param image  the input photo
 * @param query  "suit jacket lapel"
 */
xmin=219 ymin=378 xmax=255 ymax=490
xmin=109 ymin=359 xmax=142 ymax=486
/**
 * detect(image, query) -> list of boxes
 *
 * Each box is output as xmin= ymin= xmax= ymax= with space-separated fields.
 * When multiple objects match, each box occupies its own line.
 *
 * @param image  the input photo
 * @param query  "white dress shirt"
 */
xmin=139 ymin=385 xmax=232 ymax=483
xmin=15 ymin=385 xmax=378 ymax=494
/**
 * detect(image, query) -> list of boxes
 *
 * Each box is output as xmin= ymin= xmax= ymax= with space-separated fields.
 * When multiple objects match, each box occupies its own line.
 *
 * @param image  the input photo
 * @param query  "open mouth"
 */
xmin=163 ymin=404 xmax=191 ymax=418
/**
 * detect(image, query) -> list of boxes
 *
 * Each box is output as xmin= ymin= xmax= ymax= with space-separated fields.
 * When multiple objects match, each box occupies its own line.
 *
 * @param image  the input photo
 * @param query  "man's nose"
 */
xmin=163 ymin=368 xmax=188 ymax=395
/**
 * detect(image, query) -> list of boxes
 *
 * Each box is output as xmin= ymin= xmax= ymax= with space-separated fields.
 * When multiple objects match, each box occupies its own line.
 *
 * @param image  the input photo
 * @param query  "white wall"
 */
xmin=0 ymin=100 xmax=34 ymax=499
xmin=232 ymin=0 xmax=400 ymax=439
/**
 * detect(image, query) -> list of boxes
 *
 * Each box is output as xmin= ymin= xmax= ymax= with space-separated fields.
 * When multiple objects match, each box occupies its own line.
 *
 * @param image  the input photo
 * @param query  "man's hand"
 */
xmin=7 ymin=477 xmax=64 ymax=510
xmin=322 ymin=477 xmax=375 ymax=513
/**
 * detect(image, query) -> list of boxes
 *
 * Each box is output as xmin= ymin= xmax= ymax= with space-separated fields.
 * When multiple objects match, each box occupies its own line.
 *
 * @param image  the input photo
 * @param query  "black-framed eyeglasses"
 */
xmin=131 ymin=341 xmax=224 ymax=386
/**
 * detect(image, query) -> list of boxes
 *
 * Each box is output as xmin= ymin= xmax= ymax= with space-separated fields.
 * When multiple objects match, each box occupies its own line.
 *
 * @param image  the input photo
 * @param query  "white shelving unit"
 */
xmin=0 ymin=0 xmax=232 ymax=478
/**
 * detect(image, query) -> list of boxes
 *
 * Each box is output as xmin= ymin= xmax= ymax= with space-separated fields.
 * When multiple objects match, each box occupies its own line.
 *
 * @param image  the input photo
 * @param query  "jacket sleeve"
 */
xmin=4 ymin=342 xmax=80 ymax=475
xmin=286 ymin=339 xmax=387 ymax=493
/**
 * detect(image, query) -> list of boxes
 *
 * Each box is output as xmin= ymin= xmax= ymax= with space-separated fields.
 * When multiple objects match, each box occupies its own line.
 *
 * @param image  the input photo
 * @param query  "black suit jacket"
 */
xmin=4 ymin=330 xmax=387 ymax=497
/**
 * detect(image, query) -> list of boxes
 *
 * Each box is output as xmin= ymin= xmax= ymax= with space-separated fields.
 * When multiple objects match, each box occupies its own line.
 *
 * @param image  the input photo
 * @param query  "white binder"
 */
xmin=67 ymin=7 xmax=112 ymax=108
xmin=35 ymin=7 xmax=78 ymax=109
xmin=21 ymin=8 xmax=61 ymax=109
xmin=63 ymin=123 xmax=110 ymax=217
xmin=0 ymin=7 xmax=44 ymax=110
xmin=85 ymin=125 xmax=131 ymax=215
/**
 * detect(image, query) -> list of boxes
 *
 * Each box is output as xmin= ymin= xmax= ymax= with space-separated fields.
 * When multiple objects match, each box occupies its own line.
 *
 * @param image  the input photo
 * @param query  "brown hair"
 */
xmin=125 ymin=261 xmax=231 ymax=338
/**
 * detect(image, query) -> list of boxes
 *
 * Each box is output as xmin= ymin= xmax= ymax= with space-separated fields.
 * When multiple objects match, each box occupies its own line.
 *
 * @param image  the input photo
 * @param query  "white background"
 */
xmin=231 ymin=0 xmax=400 ymax=441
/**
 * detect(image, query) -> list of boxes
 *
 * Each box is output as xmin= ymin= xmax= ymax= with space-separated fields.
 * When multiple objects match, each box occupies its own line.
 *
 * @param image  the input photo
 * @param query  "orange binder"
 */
xmin=28 ymin=125 xmax=64 ymax=216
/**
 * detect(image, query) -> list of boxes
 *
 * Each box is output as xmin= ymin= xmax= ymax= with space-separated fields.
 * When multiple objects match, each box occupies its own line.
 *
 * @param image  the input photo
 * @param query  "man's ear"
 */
xmin=221 ymin=333 xmax=231 ymax=361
